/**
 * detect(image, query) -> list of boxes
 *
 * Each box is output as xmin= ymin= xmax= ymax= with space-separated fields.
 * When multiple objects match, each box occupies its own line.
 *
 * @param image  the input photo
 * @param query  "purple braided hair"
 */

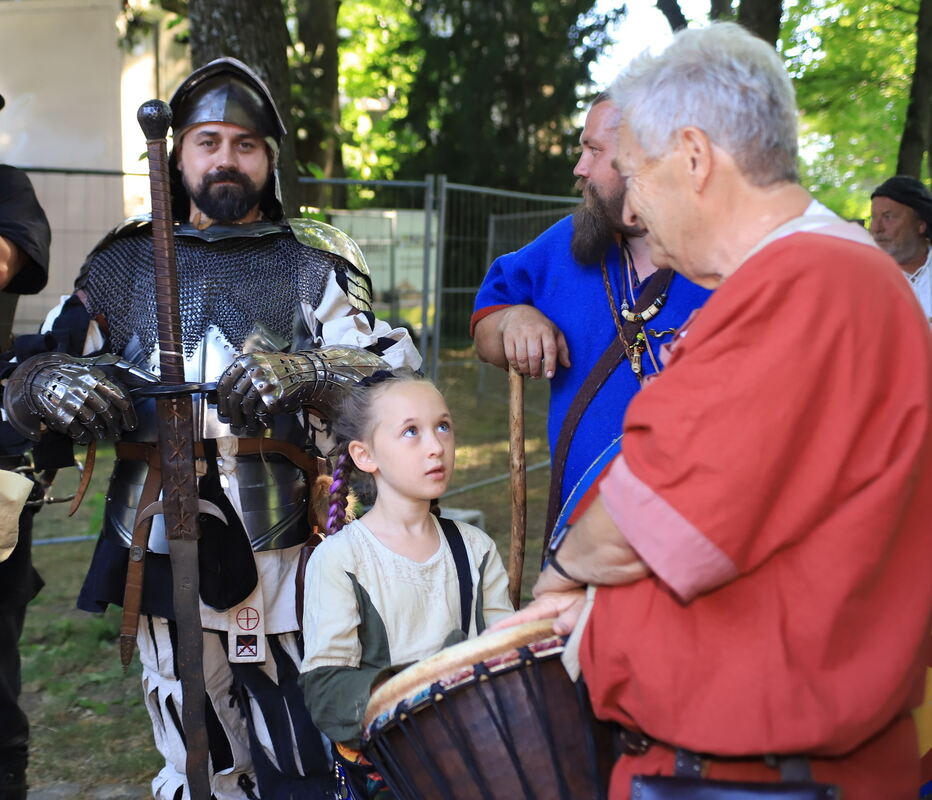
xmin=327 ymin=450 xmax=351 ymax=533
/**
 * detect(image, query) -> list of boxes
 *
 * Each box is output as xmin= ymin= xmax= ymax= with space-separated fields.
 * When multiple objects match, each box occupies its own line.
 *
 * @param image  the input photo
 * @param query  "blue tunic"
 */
xmin=472 ymin=215 xmax=711 ymax=508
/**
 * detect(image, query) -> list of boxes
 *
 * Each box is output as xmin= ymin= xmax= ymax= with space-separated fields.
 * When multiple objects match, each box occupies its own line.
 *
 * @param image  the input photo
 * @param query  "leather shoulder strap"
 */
xmin=439 ymin=517 xmax=472 ymax=634
xmin=543 ymin=267 xmax=675 ymax=548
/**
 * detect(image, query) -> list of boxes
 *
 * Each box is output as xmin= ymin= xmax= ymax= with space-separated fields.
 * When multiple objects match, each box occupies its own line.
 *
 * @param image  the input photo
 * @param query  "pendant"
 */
xmin=630 ymin=347 xmax=642 ymax=374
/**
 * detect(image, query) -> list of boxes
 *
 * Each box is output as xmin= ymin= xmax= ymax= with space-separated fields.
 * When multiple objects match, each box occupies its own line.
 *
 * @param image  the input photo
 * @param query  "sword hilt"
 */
xmin=138 ymin=99 xmax=184 ymax=386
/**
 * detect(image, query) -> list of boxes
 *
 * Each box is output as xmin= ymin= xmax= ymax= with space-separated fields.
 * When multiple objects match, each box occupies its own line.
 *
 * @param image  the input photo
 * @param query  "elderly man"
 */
xmin=500 ymin=23 xmax=932 ymax=799
xmin=472 ymin=93 xmax=709 ymax=532
xmin=870 ymin=175 xmax=932 ymax=322
xmin=3 ymin=59 xmax=418 ymax=799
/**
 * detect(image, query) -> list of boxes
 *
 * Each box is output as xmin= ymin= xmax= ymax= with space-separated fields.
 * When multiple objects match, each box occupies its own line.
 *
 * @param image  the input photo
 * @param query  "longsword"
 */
xmin=137 ymin=99 xmax=211 ymax=799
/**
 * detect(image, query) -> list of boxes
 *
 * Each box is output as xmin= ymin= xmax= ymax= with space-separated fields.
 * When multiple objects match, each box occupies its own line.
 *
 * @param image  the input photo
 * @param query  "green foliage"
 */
xmin=783 ymin=0 xmax=918 ymax=218
xmin=339 ymin=0 xmax=424 ymax=180
xmin=395 ymin=0 xmax=621 ymax=193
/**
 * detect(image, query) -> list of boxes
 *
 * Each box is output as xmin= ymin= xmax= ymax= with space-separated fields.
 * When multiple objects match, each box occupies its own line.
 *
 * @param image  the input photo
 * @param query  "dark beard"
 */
xmin=185 ymin=168 xmax=265 ymax=224
xmin=570 ymin=178 xmax=641 ymax=264
xmin=571 ymin=189 xmax=618 ymax=264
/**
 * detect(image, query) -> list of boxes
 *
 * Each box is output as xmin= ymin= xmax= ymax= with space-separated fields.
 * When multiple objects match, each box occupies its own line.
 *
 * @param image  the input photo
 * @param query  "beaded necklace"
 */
xmin=600 ymin=243 xmax=670 ymax=378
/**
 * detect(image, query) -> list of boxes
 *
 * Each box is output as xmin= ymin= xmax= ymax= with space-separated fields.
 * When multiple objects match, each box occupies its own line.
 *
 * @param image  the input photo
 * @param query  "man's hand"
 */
xmin=2 ymin=353 xmax=142 ymax=444
xmin=474 ymin=305 xmax=570 ymax=379
xmin=216 ymin=345 xmax=389 ymax=435
xmin=487 ymin=587 xmax=587 ymax=636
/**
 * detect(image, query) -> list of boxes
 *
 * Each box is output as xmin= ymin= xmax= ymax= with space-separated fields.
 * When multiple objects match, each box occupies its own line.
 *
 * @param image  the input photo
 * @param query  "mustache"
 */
xmin=201 ymin=168 xmax=253 ymax=192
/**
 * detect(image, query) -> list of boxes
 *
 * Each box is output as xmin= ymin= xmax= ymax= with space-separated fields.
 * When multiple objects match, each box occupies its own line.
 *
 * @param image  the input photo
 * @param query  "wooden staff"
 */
xmin=507 ymin=366 xmax=526 ymax=609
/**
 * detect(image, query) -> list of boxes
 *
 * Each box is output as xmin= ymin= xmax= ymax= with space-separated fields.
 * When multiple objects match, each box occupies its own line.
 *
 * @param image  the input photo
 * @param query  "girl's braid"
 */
xmin=327 ymin=448 xmax=352 ymax=533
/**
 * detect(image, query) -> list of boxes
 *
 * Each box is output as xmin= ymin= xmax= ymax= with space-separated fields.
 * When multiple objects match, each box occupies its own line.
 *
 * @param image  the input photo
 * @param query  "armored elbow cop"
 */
xmin=216 ymin=345 xmax=390 ymax=434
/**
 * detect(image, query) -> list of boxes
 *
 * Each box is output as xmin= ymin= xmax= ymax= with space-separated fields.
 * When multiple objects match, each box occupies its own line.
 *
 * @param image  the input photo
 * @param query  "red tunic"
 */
xmin=580 ymin=229 xmax=932 ymax=799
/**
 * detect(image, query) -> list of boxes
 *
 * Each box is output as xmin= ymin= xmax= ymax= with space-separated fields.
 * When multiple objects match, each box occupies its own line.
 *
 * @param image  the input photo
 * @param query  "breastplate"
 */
xmin=103 ymin=322 xmax=315 ymax=554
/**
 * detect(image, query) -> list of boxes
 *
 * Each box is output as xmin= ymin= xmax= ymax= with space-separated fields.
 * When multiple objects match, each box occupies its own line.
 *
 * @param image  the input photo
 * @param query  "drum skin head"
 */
xmin=364 ymin=619 xmax=558 ymax=728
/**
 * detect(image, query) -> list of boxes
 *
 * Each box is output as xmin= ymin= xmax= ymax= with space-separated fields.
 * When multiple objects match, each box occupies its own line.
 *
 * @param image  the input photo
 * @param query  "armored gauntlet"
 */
xmin=216 ymin=345 xmax=390 ymax=435
xmin=2 ymin=352 xmax=157 ymax=444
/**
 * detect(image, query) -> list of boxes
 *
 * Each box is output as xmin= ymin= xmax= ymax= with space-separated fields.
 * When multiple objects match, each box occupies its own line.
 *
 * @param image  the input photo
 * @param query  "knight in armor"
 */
xmin=2 ymin=59 xmax=419 ymax=799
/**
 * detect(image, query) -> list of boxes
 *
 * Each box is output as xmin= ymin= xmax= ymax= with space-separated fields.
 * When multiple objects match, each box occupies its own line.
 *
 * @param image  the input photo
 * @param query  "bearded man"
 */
xmin=2 ymin=58 xmax=419 ymax=799
xmin=472 ymin=93 xmax=710 ymax=534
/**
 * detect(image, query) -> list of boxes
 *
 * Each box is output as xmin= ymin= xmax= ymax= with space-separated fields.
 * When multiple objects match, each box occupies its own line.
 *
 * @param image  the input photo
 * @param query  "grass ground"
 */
xmin=22 ymin=358 xmax=551 ymax=794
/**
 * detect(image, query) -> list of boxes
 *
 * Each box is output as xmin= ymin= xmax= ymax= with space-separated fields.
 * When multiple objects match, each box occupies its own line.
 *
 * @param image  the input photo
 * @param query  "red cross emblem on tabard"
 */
xmin=236 ymin=606 xmax=260 ymax=631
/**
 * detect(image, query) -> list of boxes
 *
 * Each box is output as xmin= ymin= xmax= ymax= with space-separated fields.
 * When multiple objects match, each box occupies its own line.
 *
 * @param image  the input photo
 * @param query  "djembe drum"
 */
xmin=362 ymin=619 xmax=613 ymax=800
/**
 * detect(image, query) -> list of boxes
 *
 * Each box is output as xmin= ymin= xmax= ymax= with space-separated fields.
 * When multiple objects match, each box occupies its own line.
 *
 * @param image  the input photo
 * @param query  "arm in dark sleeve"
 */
xmin=0 ymin=166 xmax=51 ymax=295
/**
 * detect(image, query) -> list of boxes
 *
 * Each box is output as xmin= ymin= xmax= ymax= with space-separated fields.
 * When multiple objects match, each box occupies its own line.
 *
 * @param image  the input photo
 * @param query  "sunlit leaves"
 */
xmin=784 ymin=0 xmax=917 ymax=217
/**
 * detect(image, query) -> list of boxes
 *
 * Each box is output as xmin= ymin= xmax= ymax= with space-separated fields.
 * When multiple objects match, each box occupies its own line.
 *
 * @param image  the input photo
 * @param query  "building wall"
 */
xmin=0 ymin=0 xmax=187 ymax=335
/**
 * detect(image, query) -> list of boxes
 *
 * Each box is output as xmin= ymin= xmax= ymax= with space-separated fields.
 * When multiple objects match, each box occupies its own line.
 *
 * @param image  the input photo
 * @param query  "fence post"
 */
xmin=388 ymin=210 xmax=398 ymax=324
xmin=419 ymin=175 xmax=435 ymax=370
xmin=430 ymin=174 xmax=448 ymax=383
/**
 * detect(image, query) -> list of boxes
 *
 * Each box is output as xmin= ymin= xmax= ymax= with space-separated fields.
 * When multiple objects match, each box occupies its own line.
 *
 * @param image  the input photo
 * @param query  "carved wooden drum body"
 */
xmin=362 ymin=620 xmax=613 ymax=800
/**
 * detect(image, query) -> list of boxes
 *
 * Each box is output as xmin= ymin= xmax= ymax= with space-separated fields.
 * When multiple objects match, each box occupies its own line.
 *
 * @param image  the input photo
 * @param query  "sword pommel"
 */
xmin=137 ymin=99 xmax=172 ymax=142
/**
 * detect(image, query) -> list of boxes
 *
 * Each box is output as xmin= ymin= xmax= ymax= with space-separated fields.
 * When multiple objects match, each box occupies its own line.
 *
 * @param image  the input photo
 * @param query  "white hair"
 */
xmin=610 ymin=22 xmax=798 ymax=186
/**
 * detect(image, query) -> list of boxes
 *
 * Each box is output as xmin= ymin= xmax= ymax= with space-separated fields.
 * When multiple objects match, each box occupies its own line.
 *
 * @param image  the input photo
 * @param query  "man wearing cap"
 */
xmin=1 ymin=60 xmax=418 ymax=799
xmin=0 ymin=91 xmax=52 ymax=800
xmin=870 ymin=175 xmax=932 ymax=323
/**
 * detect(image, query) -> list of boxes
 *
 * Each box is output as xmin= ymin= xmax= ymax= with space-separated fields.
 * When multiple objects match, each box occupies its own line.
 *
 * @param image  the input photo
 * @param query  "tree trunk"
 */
xmin=898 ymin=0 xmax=932 ymax=177
xmin=294 ymin=0 xmax=345 ymax=209
xmin=710 ymin=0 xmax=734 ymax=20
xmin=736 ymin=0 xmax=783 ymax=46
xmin=187 ymin=0 xmax=297 ymax=215
xmin=656 ymin=0 xmax=688 ymax=31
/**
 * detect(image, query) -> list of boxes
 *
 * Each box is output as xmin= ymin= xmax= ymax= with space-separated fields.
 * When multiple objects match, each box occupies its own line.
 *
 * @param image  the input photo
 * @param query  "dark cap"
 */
xmin=871 ymin=175 xmax=932 ymax=237
xmin=169 ymin=57 xmax=286 ymax=143
xmin=0 ymin=94 xmax=5 ymax=112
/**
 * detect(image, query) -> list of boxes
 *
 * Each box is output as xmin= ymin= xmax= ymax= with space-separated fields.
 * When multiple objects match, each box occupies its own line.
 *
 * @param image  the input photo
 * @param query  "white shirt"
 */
xmin=905 ymin=246 xmax=932 ymax=325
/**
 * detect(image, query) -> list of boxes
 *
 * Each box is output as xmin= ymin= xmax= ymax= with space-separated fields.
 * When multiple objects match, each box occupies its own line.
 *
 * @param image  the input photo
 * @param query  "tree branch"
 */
xmin=656 ymin=0 xmax=689 ymax=31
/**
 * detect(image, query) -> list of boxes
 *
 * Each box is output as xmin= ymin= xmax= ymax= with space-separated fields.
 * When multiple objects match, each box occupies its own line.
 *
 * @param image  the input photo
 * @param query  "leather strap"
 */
xmin=116 ymin=437 xmax=321 ymax=473
xmin=439 ymin=517 xmax=473 ymax=634
xmin=68 ymin=440 xmax=96 ymax=517
xmin=543 ymin=267 xmax=675 ymax=552
xmin=119 ymin=445 xmax=163 ymax=668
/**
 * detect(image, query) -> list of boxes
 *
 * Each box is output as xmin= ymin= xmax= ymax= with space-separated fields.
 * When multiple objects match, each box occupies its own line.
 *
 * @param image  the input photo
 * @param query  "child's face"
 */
xmin=359 ymin=381 xmax=455 ymax=501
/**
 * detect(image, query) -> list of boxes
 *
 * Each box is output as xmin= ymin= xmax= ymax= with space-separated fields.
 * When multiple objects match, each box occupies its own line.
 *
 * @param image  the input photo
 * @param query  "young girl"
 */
xmin=298 ymin=368 xmax=513 ymax=798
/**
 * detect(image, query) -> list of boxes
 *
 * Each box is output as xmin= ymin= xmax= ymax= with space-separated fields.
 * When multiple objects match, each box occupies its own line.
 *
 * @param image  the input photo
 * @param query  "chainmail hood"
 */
xmin=75 ymin=228 xmax=342 ymax=360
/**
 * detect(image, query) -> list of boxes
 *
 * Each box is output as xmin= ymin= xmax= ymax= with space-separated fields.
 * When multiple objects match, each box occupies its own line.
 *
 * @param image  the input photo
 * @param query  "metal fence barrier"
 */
xmin=13 ymin=169 xmax=577 ymax=382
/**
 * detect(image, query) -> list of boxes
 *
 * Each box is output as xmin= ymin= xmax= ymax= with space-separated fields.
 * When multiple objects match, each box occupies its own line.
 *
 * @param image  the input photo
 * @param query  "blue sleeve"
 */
xmin=473 ymin=249 xmax=535 ymax=315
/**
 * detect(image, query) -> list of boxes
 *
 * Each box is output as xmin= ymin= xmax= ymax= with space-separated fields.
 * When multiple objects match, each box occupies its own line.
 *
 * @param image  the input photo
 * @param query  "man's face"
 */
xmin=573 ymin=102 xmax=629 ymax=228
xmin=614 ymin=122 xmax=684 ymax=274
xmin=177 ymin=121 xmax=270 ymax=224
xmin=570 ymin=101 xmax=643 ymax=262
xmin=869 ymin=196 xmax=928 ymax=267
